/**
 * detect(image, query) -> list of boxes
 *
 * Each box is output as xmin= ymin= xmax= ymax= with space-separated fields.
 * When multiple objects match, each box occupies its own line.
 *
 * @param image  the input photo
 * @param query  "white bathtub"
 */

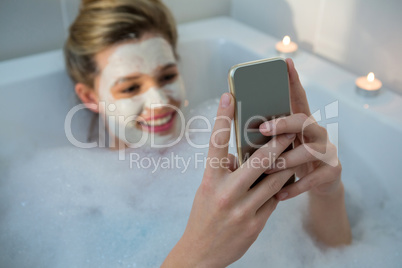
xmin=1 ymin=17 xmax=402 ymax=267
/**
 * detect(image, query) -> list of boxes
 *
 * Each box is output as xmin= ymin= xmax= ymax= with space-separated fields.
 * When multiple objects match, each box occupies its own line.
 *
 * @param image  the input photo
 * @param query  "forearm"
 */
xmin=162 ymin=238 xmax=197 ymax=268
xmin=306 ymin=182 xmax=352 ymax=246
xmin=161 ymin=235 xmax=213 ymax=268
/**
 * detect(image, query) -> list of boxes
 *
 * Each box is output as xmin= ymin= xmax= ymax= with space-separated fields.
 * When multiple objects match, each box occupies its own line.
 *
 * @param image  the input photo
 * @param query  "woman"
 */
xmin=64 ymin=0 xmax=351 ymax=266
xmin=65 ymin=0 xmax=184 ymax=149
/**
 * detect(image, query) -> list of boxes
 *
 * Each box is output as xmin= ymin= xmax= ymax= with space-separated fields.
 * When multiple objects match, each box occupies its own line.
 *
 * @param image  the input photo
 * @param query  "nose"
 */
xmin=143 ymin=87 xmax=169 ymax=109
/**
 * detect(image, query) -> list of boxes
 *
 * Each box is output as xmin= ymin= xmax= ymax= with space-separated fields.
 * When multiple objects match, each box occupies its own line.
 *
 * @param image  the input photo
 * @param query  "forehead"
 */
xmin=96 ymin=36 xmax=176 ymax=76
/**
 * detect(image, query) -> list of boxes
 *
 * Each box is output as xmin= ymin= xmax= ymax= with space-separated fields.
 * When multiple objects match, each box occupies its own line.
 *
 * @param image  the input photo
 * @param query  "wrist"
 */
xmin=162 ymin=235 xmax=211 ymax=268
xmin=306 ymin=181 xmax=351 ymax=246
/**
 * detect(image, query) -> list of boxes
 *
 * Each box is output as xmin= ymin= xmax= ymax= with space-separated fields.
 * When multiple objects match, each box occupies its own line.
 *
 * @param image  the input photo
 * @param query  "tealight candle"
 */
xmin=276 ymin=35 xmax=298 ymax=56
xmin=355 ymin=72 xmax=382 ymax=96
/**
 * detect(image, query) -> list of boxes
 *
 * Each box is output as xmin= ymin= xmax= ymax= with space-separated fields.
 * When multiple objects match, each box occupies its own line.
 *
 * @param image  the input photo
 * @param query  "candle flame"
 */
xmin=367 ymin=72 xmax=375 ymax=82
xmin=283 ymin=36 xmax=291 ymax=46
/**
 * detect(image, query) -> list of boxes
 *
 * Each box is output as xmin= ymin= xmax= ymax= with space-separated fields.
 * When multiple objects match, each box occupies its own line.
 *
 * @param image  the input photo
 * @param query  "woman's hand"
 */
xmin=259 ymin=58 xmax=342 ymax=200
xmin=162 ymin=93 xmax=297 ymax=268
xmin=258 ymin=58 xmax=351 ymax=246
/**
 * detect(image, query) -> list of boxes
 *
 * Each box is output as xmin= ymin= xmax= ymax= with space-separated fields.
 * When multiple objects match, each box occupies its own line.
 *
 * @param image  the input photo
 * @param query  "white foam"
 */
xmin=1 ymin=98 xmax=401 ymax=267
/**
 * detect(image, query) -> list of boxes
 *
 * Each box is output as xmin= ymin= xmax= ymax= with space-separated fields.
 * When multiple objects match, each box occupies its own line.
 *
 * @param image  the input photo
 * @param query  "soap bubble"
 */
xmin=0 ymin=98 xmax=401 ymax=267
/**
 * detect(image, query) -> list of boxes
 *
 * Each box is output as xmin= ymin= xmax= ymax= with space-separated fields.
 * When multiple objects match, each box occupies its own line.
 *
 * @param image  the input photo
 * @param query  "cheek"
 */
xmin=162 ymin=77 xmax=186 ymax=102
xmin=111 ymin=97 xmax=145 ymax=118
xmin=97 ymin=80 xmax=115 ymax=108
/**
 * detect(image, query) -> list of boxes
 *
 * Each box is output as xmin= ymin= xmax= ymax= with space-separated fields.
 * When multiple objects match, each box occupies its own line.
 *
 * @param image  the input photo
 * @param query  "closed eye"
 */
xmin=121 ymin=84 xmax=140 ymax=94
xmin=160 ymin=73 xmax=177 ymax=83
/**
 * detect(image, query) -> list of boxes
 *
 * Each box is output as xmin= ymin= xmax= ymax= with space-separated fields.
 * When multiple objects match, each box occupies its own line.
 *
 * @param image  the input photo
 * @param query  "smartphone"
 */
xmin=228 ymin=57 xmax=295 ymax=188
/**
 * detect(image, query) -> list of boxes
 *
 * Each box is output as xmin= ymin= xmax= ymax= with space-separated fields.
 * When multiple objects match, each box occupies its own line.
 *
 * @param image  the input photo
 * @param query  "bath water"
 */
xmin=0 ymin=98 xmax=401 ymax=267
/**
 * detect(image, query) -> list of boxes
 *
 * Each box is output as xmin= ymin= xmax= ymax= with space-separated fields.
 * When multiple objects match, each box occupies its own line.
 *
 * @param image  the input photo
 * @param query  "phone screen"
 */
xmin=229 ymin=58 xmax=294 ymax=187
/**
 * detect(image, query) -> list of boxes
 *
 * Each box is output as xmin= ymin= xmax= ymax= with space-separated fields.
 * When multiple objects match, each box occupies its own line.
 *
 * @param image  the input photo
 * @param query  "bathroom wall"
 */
xmin=231 ymin=0 xmax=402 ymax=94
xmin=2 ymin=0 xmax=400 ymax=95
xmin=0 ymin=0 xmax=66 ymax=62
xmin=0 ymin=0 xmax=231 ymax=62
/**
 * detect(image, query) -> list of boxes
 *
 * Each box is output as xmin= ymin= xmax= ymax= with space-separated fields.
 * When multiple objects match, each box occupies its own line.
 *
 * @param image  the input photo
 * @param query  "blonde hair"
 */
xmin=64 ymin=0 xmax=178 ymax=87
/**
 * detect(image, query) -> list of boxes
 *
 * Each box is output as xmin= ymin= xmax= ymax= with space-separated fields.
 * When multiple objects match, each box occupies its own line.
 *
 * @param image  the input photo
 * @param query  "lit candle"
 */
xmin=355 ymin=72 xmax=382 ymax=96
xmin=276 ymin=36 xmax=298 ymax=56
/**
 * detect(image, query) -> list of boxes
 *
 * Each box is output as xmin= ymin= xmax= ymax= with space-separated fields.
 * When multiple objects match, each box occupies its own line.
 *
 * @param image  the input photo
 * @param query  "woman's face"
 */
xmin=92 ymin=33 xmax=185 ymax=147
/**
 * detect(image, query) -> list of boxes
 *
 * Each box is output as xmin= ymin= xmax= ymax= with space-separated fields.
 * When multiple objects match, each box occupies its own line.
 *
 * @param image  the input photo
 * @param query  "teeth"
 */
xmin=142 ymin=113 xmax=173 ymax=126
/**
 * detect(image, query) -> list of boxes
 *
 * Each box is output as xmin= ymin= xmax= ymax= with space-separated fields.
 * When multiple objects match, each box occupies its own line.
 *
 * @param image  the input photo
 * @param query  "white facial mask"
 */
xmin=97 ymin=37 xmax=186 ymax=147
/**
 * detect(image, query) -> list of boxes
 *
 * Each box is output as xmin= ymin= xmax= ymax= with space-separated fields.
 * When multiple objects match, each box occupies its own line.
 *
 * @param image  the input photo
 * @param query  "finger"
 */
xmin=286 ymin=58 xmax=311 ymax=116
xmin=255 ymin=196 xmax=279 ymax=224
xmin=227 ymin=153 xmax=238 ymax=172
xmin=206 ymin=93 xmax=234 ymax=171
xmin=259 ymin=113 xmax=308 ymax=134
xmin=294 ymin=133 xmax=302 ymax=148
xmin=247 ymin=168 xmax=296 ymax=213
xmin=221 ymin=153 xmax=238 ymax=171
xmin=259 ymin=113 xmax=325 ymax=143
xmin=264 ymin=142 xmax=327 ymax=174
xmin=234 ymin=133 xmax=296 ymax=189
xmin=275 ymin=164 xmax=341 ymax=200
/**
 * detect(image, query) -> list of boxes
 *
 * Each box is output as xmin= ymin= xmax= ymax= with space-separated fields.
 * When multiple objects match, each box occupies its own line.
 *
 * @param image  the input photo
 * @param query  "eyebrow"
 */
xmin=112 ymin=63 xmax=177 ymax=87
xmin=112 ymin=74 xmax=141 ymax=87
xmin=159 ymin=63 xmax=177 ymax=71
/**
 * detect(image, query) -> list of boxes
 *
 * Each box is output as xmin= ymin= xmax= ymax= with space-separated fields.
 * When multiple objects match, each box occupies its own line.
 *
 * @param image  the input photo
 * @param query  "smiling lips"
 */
xmin=138 ymin=111 xmax=176 ymax=133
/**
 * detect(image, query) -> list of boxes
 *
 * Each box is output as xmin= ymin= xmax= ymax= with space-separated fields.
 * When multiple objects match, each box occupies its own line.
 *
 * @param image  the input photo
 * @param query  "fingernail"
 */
xmin=260 ymin=121 xmax=272 ymax=132
xmin=278 ymin=192 xmax=288 ymax=200
xmin=286 ymin=133 xmax=296 ymax=139
xmin=221 ymin=93 xmax=231 ymax=108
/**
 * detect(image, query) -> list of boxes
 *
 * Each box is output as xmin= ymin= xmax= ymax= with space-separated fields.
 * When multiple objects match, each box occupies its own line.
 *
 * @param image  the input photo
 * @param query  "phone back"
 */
xmin=228 ymin=57 xmax=292 ymax=174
